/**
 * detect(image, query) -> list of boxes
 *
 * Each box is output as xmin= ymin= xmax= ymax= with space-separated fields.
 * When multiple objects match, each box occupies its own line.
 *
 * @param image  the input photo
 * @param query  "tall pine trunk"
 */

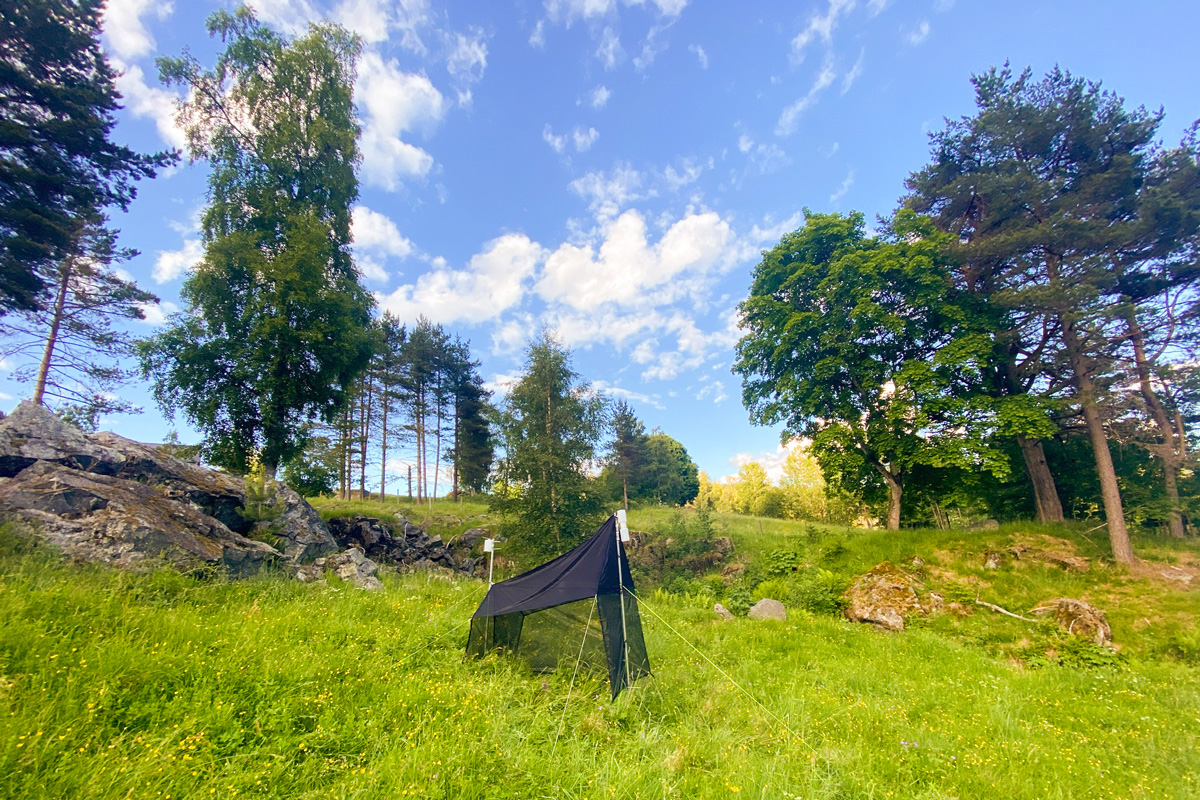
xmin=1125 ymin=307 xmax=1187 ymax=538
xmin=1062 ymin=316 xmax=1134 ymax=563
xmin=33 ymin=257 xmax=74 ymax=405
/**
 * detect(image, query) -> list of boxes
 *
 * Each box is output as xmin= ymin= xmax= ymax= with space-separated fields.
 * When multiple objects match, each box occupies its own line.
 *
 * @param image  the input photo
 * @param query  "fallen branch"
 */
xmin=974 ymin=597 xmax=1038 ymax=623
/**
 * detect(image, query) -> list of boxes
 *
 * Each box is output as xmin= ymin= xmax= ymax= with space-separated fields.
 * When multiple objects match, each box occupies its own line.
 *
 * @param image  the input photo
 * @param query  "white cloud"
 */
xmin=536 ymin=209 xmax=734 ymax=312
xmin=907 ymin=20 xmax=931 ymax=45
xmin=137 ymin=300 xmax=179 ymax=325
xmin=696 ymin=378 xmax=727 ymax=404
xmin=154 ymin=239 xmax=204 ymax=284
xmin=790 ymin=0 xmax=855 ymax=63
xmin=111 ymin=62 xmax=186 ymax=150
xmin=334 ymin=0 xmax=392 ymax=43
xmin=829 ymin=169 xmax=855 ymax=204
xmin=867 ymin=0 xmax=891 ymax=17
xmin=357 ymin=255 xmax=389 ymax=283
xmin=570 ymin=164 xmax=649 ymax=221
xmin=573 ymin=126 xmax=600 ymax=152
xmin=544 ymin=0 xmax=618 ymax=24
xmin=842 ymin=48 xmax=865 ymax=93
xmin=596 ymin=26 xmax=625 ymax=69
xmin=776 ymin=54 xmax=836 ymax=136
xmin=447 ymin=29 xmax=489 ymax=92
xmin=352 ymin=206 xmax=413 ymax=258
xmin=102 ymin=0 xmax=171 ymax=59
xmin=688 ymin=43 xmax=708 ymax=69
xmin=589 ymin=85 xmax=612 ymax=109
xmin=592 ymin=380 xmax=665 ymax=409
xmin=644 ymin=0 xmax=688 ymax=16
xmin=529 ymin=19 xmax=547 ymax=47
xmin=662 ymin=158 xmax=706 ymax=191
xmin=245 ymin=0 xmax=320 ymax=35
xmin=543 ymin=124 xmax=568 ymax=154
xmin=377 ymin=234 xmax=545 ymax=325
xmin=356 ymin=51 xmax=446 ymax=190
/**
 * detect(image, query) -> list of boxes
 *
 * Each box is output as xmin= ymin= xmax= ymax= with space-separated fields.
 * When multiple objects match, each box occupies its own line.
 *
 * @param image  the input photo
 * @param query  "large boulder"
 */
xmin=0 ymin=460 xmax=278 ymax=575
xmin=843 ymin=562 xmax=923 ymax=631
xmin=0 ymin=401 xmax=126 ymax=477
xmin=0 ymin=402 xmax=334 ymax=574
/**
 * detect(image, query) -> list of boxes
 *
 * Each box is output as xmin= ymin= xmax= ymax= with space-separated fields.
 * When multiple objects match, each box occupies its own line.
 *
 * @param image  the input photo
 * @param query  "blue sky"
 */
xmin=3 ymin=0 xmax=1199 ymax=487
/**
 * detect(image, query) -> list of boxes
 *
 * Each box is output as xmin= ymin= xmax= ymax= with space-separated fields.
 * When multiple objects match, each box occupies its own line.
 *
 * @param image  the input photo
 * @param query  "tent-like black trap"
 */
xmin=465 ymin=515 xmax=651 ymax=699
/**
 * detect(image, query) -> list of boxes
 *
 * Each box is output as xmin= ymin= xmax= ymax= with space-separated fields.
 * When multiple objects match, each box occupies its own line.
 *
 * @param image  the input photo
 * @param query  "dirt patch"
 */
xmin=1008 ymin=533 xmax=1090 ymax=572
xmin=1130 ymin=559 xmax=1200 ymax=590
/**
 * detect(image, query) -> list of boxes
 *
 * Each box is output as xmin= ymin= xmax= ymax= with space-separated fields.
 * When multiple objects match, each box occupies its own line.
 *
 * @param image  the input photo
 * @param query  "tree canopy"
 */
xmin=139 ymin=7 xmax=374 ymax=476
xmin=492 ymin=331 xmax=606 ymax=556
xmin=0 ymin=0 xmax=174 ymax=314
xmin=735 ymin=209 xmax=1012 ymax=529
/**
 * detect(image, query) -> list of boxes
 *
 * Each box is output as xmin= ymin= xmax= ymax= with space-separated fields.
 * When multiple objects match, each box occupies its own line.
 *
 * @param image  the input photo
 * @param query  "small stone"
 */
xmin=713 ymin=603 xmax=734 ymax=620
xmin=748 ymin=598 xmax=786 ymax=621
xmin=984 ymin=551 xmax=1003 ymax=569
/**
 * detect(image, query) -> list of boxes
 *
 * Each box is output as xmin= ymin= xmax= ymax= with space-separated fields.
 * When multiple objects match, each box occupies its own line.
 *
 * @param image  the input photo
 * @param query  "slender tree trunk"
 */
xmin=1125 ymin=307 xmax=1187 ymax=538
xmin=33 ymin=258 xmax=73 ymax=405
xmin=433 ymin=373 xmax=443 ymax=503
xmin=623 ymin=475 xmax=629 ymax=512
xmin=1062 ymin=317 xmax=1135 ymax=564
xmin=451 ymin=394 xmax=460 ymax=502
xmin=1016 ymin=434 xmax=1065 ymax=523
xmin=884 ymin=472 xmax=902 ymax=531
xmin=380 ymin=385 xmax=388 ymax=502
xmin=359 ymin=378 xmax=372 ymax=499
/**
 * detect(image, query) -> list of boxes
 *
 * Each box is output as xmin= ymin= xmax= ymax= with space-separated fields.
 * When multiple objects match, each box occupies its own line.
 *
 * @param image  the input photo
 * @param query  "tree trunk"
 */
xmin=1016 ymin=434 xmax=1065 ymax=523
xmin=1062 ymin=317 xmax=1135 ymax=564
xmin=885 ymin=473 xmax=902 ymax=531
xmin=380 ymin=388 xmax=388 ymax=502
xmin=623 ymin=475 xmax=629 ymax=512
xmin=359 ymin=379 xmax=371 ymax=499
xmin=1125 ymin=307 xmax=1187 ymax=538
xmin=432 ymin=372 xmax=443 ymax=504
xmin=33 ymin=257 xmax=73 ymax=405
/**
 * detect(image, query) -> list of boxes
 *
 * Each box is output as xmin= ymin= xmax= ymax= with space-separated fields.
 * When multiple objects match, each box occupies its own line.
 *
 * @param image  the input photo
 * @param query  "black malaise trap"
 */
xmin=465 ymin=514 xmax=651 ymax=699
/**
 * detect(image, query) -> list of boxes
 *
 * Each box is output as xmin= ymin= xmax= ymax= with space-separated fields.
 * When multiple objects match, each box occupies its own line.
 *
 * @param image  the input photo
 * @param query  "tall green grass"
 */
xmin=2 ymin=521 xmax=1198 ymax=799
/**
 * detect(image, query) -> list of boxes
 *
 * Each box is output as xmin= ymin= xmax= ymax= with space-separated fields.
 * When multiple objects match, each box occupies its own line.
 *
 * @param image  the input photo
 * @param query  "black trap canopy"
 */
xmin=465 ymin=515 xmax=650 ymax=699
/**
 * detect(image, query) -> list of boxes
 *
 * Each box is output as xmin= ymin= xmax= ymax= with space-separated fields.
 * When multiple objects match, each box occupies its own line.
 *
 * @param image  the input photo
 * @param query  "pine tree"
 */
xmin=0 ymin=0 xmax=174 ymax=314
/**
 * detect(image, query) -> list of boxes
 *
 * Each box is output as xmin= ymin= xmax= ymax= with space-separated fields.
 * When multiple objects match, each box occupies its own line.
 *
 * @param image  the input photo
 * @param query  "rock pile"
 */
xmin=325 ymin=514 xmax=484 ymax=576
xmin=843 ymin=561 xmax=923 ymax=631
xmin=0 ymin=401 xmax=341 ymax=577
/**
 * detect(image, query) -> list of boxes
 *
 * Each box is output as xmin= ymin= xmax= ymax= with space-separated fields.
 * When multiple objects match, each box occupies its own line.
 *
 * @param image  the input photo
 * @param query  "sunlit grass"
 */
xmin=2 ymin=520 xmax=1198 ymax=799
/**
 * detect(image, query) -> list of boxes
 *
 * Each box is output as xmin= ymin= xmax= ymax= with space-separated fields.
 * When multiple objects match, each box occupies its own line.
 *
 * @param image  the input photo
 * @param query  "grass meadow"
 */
xmin=1 ymin=503 xmax=1199 ymax=799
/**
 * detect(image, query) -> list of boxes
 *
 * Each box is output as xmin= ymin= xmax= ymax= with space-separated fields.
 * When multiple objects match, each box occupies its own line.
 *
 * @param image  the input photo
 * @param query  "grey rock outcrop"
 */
xmin=1033 ymin=598 xmax=1112 ymax=645
xmin=0 ymin=401 xmax=336 ymax=575
xmin=748 ymin=598 xmax=787 ymax=621
xmin=713 ymin=603 xmax=734 ymax=620
xmin=324 ymin=514 xmax=480 ymax=576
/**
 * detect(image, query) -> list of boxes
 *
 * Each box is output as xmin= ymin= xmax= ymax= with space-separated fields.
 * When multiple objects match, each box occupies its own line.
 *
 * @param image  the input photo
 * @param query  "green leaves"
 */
xmin=140 ymin=7 xmax=372 ymax=476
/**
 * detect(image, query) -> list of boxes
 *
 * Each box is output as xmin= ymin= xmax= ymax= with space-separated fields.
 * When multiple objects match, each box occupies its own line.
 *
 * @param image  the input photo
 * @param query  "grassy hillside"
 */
xmin=1 ymin=508 xmax=1198 ymax=799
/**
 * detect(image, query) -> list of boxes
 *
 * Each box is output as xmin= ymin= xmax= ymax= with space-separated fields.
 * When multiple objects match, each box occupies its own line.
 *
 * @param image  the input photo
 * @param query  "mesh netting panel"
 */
xmin=517 ymin=598 xmax=607 ymax=674
xmin=468 ymin=598 xmax=607 ymax=677
xmin=598 ymin=590 xmax=652 ymax=698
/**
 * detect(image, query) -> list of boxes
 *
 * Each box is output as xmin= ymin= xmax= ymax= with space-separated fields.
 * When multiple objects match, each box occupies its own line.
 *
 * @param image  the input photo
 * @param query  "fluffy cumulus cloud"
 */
xmin=110 ymin=63 xmax=187 ymax=150
xmin=352 ymin=206 xmax=413 ymax=258
xmin=102 ymin=0 xmax=172 ymax=59
xmin=154 ymin=239 xmax=204 ymax=284
xmin=730 ymin=439 xmax=806 ymax=482
xmin=569 ymin=163 xmax=649 ymax=221
xmin=333 ymin=0 xmax=394 ymax=44
xmin=137 ymin=300 xmax=180 ymax=325
xmin=377 ymin=234 xmax=546 ymax=325
xmin=536 ymin=209 xmax=734 ymax=312
xmin=446 ymin=28 xmax=489 ymax=105
xmin=356 ymin=51 xmax=447 ymax=190
xmin=589 ymin=85 xmax=612 ymax=109
xmin=245 ymin=0 xmax=321 ymax=35
xmin=351 ymin=206 xmax=413 ymax=283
